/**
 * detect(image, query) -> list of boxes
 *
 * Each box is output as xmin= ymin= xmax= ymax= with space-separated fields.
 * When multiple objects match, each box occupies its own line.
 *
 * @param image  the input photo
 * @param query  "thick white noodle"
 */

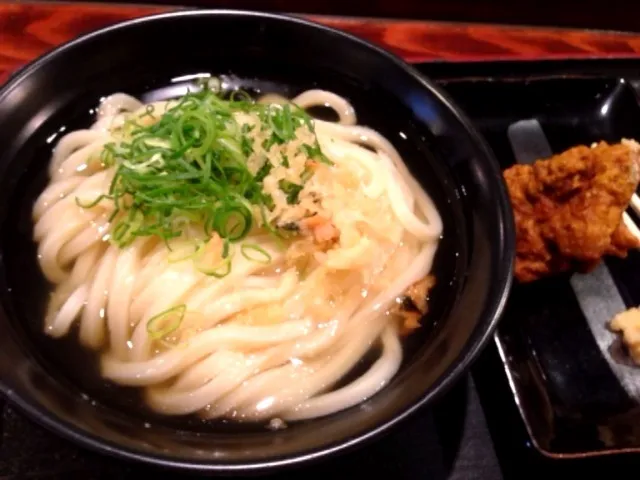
xmin=292 ymin=89 xmax=357 ymax=126
xmin=33 ymin=87 xmax=443 ymax=422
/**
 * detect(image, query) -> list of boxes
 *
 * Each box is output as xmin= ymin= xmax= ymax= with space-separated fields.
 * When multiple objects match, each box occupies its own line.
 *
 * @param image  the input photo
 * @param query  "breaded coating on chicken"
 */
xmin=503 ymin=139 xmax=640 ymax=283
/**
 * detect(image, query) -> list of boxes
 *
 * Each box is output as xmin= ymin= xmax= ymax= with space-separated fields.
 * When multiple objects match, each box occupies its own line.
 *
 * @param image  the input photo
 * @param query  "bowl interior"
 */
xmin=0 ymin=10 xmax=512 ymax=472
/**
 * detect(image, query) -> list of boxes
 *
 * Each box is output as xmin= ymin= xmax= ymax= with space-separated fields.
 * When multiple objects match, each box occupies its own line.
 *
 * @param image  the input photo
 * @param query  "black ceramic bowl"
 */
xmin=0 ymin=9 xmax=513 ymax=474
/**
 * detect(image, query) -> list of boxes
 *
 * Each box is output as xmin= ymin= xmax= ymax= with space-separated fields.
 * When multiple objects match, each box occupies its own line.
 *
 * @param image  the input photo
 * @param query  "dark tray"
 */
xmin=420 ymin=58 xmax=640 ymax=459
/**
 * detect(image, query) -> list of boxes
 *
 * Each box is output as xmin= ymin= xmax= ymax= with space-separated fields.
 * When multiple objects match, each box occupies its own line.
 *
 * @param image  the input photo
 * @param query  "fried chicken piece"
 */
xmin=504 ymin=139 xmax=640 ymax=283
xmin=390 ymin=275 xmax=436 ymax=336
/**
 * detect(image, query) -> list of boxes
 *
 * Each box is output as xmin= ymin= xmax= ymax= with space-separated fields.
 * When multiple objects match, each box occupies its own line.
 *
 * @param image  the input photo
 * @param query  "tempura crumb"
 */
xmin=390 ymin=275 xmax=436 ymax=336
xmin=267 ymin=417 xmax=287 ymax=430
xmin=610 ymin=307 xmax=640 ymax=365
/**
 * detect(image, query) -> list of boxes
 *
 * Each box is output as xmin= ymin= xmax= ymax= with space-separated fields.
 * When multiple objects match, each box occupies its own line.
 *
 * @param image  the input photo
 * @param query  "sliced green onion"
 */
xmin=122 ymin=152 xmax=165 ymax=173
xmin=222 ymin=239 xmax=231 ymax=259
xmin=214 ymin=205 xmax=252 ymax=241
xmin=141 ymin=104 xmax=156 ymax=120
xmin=262 ymin=193 xmax=275 ymax=211
xmin=146 ymin=304 xmax=186 ymax=340
xmin=300 ymin=166 xmax=314 ymax=183
xmin=144 ymin=137 xmax=171 ymax=149
xmin=240 ymin=136 xmax=254 ymax=156
xmin=92 ymin=81 xmax=328 ymax=250
xmin=167 ymin=240 xmax=203 ymax=263
xmin=300 ymin=142 xmax=333 ymax=165
xmin=217 ymin=137 xmax=244 ymax=163
xmin=75 ymin=194 xmax=110 ymax=208
xmin=196 ymin=254 xmax=232 ymax=278
xmin=193 ymin=237 xmax=235 ymax=277
xmin=254 ymin=160 xmax=272 ymax=182
xmin=111 ymin=208 xmax=144 ymax=247
xmin=278 ymin=179 xmax=303 ymax=205
xmin=241 ymin=244 xmax=272 ymax=264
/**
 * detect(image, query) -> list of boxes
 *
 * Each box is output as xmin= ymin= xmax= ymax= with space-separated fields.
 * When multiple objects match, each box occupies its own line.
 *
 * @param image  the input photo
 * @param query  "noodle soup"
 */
xmin=8 ymin=74 xmax=461 ymax=429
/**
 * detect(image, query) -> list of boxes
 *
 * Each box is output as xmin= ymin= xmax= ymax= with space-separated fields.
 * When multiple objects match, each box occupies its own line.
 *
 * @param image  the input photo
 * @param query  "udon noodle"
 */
xmin=32 ymin=79 xmax=442 ymax=422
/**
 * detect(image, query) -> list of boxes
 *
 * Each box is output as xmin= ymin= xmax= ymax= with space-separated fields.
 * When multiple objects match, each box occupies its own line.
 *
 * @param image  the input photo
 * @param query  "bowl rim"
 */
xmin=0 ymin=7 xmax=515 ymax=473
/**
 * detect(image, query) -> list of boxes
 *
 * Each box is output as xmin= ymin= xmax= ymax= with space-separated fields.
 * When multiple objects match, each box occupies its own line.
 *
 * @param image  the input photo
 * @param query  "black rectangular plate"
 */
xmin=418 ymin=58 xmax=640 ymax=458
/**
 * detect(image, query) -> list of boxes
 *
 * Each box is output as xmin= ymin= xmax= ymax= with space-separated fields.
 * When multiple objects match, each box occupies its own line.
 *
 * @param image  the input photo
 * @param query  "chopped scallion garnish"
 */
xmin=77 ymin=80 xmax=335 ymax=274
xmin=255 ymin=160 xmax=273 ymax=182
xmin=75 ymin=194 xmax=111 ymax=209
xmin=278 ymin=179 xmax=304 ymax=205
xmin=300 ymin=166 xmax=314 ymax=183
xmin=147 ymin=304 xmax=186 ymax=339
xmin=241 ymin=244 xmax=272 ymax=264
xmin=300 ymin=142 xmax=333 ymax=165
xmin=196 ymin=254 xmax=232 ymax=278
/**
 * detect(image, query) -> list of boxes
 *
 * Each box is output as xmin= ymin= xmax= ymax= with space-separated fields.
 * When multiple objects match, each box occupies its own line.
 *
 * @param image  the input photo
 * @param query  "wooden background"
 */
xmin=4 ymin=2 xmax=640 ymax=86
xmin=51 ymin=0 xmax=640 ymax=31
